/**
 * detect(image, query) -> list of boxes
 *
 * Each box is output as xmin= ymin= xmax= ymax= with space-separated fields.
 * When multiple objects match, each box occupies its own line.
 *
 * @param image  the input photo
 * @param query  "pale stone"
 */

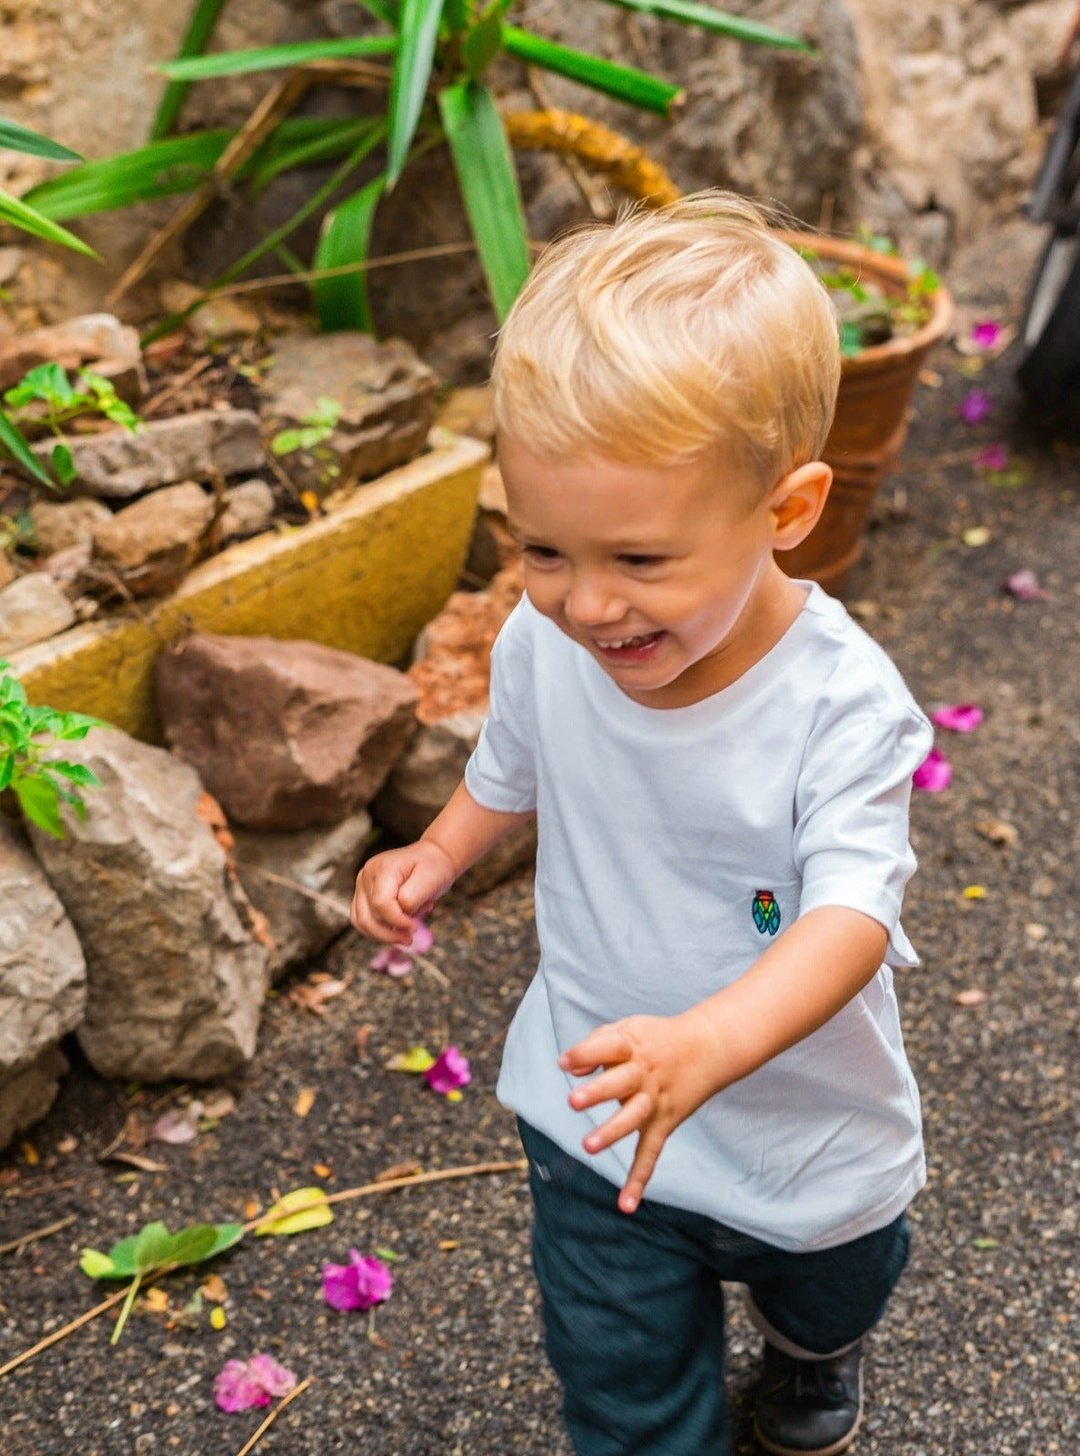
xmin=91 ymin=481 xmax=215 ymax=597
xmin=30 ymin=497 xmax=113 ymax=556
xmin=259 ymin=332 xmax=439 ymax=495
xmin=0 ymin=312 xmax=145 ymax=398
xmin=30 ymin=409 xmax=264 ymax=500
xmin=0 ymin=820 xmax=86 ymax=1148
xmin=27 ymin=728 xmax=270 ymax=1082
xmin=154 ymin=634 xmax=419 ymax=830
xmin=232 ymin=810 xmax=373 ymax=980
xmin=218 ymin=479 xmax=276 ymax=541
xmin=0 ymin=573 xmax=76 ymax=653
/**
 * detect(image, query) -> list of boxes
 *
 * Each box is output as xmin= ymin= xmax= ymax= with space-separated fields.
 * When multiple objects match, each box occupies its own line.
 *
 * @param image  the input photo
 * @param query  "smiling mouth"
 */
xmin=593 ymin=630 xmax=665 ymax=660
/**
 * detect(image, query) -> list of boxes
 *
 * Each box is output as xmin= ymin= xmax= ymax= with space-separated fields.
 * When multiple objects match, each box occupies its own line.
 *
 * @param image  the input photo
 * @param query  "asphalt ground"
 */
xmin=0 ymin=220 xmax=1076 ymax=1456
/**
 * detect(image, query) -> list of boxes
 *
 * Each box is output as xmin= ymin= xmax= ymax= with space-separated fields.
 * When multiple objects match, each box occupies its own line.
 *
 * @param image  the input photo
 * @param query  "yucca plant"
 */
xmin=21 ymin=0 xmax=812 ymax=332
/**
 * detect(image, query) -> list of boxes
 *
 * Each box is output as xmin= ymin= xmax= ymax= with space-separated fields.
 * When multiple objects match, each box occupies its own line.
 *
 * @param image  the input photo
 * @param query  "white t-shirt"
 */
xmin=464 ymin=581 xmax=934 ymax=1251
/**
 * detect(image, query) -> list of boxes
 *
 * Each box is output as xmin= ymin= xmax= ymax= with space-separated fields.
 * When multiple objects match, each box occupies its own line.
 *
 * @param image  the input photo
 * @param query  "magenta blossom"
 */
xmin=322 ymin=1250 xmax=394 ymax=1312
xmin=425 ymin=1045 xmax=472 ymax=1096
xmin=958 ymin=389 xmax=992 ymax=425
xmin=213 ymin=1354 xmax=297 ymax=1413
xmin=970 ymin=320 xmax=1003 ymax=350
xmin=975 ymin=442 xmax=1009 ymax=472
xmin=913 ymin=748 xmax=952 ymax=793
xmin=1004 ymin=569 xmax=1048 ymax=600
xmin=931 ymin=703 xmax=984 ymax=733
xmin=370 ymin=919 xmax=434 ymax=977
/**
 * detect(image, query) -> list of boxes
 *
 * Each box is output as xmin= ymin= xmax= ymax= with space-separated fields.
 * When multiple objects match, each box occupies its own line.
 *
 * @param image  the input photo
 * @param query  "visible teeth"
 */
xmin=603 ymin=633 xmax=655 ymax=649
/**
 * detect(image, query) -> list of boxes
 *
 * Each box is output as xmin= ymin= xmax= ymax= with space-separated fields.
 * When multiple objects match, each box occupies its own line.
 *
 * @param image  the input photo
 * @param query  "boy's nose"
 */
xmin=564 ymin=574 xmax=625 ymax=629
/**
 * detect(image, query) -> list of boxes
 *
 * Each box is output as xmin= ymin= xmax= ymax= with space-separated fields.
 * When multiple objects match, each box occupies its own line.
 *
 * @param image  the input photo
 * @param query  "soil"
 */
xmin=1 ymin=219 xmax=1077 ymax=1456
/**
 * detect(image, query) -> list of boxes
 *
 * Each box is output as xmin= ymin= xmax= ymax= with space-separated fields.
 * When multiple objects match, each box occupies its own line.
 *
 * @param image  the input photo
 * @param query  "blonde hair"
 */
xmin=492 ymin=191 xmax=841 ymax=493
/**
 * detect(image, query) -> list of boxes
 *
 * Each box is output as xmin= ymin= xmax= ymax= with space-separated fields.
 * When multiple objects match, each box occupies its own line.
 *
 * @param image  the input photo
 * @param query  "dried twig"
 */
xmin=142 ymin=356 xmax=214 ymax=417
xmin=234 ymin=1376 xmax=312 ymax=1456
xmin=233 ymin=862 xmax=353 ymax=919
xmin=0 ymin=1214 xmax=76 ymax=1258
xmin=243 ymin=1157 xmax=528 ymax=1233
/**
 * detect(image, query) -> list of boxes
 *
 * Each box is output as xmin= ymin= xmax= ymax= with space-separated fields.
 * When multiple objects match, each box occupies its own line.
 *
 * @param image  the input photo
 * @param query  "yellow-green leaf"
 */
xmin=385 ymin=1045 xmax=436 ymax=1074
xmin=254 ymin=1186 xmax=334 ymax=1237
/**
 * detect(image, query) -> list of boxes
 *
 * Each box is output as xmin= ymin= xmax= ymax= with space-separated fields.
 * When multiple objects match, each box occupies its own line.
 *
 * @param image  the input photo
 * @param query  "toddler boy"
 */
xmin=352 ymin=192 xmax=932 ymax=1456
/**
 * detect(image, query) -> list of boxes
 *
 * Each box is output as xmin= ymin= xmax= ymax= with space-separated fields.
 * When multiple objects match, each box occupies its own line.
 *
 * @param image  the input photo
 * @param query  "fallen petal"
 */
xmin=408 ymin=919 xmax=434 ymax=955
xmin=913 ymin=748 xmax=952 ymax=793
xmin=958 ymin=389 xmax=992 ymax=424
xmin=970 ymin=320 xmax=1003 ymax=350
xmin=150 ymin=1103 xmax=204 ymax=1145
xmin=975 ymin=442 xmax=1009 ymax=472
xmin=1004 ymin=569 xmax=1048 ymax=600
xmin=246 ymin=1353 xmax=297 ymax=1398
xmin=323 ymin=1251 xmax=393 ymax=1311
xmin=213 ymin=1360 xmax=273 ymax=1413
xmin=931 ymin=703 xmax=984 ymax=733
xmin=425 ymin=1045 xmax=472 ymax=1096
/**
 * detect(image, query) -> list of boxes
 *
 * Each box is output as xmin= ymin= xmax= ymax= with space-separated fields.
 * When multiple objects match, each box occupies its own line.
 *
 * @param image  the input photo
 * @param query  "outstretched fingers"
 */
xmin=618 ymin=1126 xmax=667 ymax=1215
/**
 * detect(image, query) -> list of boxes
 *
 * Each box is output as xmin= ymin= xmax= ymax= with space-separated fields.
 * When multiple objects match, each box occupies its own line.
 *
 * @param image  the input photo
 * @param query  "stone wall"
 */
xmin=1 ymin=0 xmax=1075 ymax=361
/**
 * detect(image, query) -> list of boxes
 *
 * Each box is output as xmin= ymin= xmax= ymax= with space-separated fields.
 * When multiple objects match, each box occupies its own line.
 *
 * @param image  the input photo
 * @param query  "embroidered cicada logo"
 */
xmin=752 ymin=890 xmax=781 ymax=936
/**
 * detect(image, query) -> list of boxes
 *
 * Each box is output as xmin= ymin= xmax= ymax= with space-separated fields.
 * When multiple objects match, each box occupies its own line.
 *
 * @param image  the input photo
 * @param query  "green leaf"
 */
xmin=0 ymin=410 xmax=56 ymax=490
xmin=23 ymin=129 xmax=234 ymax=219
xmin=0 ymin=754 xmax=13 ymax=793
xmin=203 ymin=1222 xmax=245 ymax=1261
xmin=150 ymin=0 xmax=230 ymax=142
xmin=158 ymin=34 xmax=396 ymax=82
xmin=255 ymin=1186 xmax=334 ymax=1237
xmin=0 ymin=190 xmax=99 ymax=258
xmin=133 ymin=1221 xmax=173 ymax=1273
xmin=47 ymin=760 xmax=99 ymax=788
xmin=971 ymin=1236 xmax=998 ymax=1250
xmin=104 ymin=1234 xmax=140 ymax=1277
xmin=0 ymin=117 xmax=83 ymax=163
xmin=387 ymin=0 xmax=444 ymax=187
xmin=595 ymin=0 xmax=814 ymax=53
xmin=50 ymin=444 xmax=76 ymax=487
xmin=247 ymin=117 xmax=381 ymax=200
xmin=356 ymin=0 xmax=400 ymax=23
xmin=314 ymin=174 xmax=387 ymax=332
xmin=502 ymin=27 xmax=681 ymax=115
xmin=79 ymin=1248 xmax=120 ymax=1280
xmin=463 ymin=10 xmax=504 ymax=78
xmin=438 ymin=80 xmax=530 ymax=321
xmin=11 ymin=774 xmax=65 ymax=838
xmin=385 ymin=1044 xmax=437 ymax=1073
xmin=159 ymin=1224 xmax=219 ymax=1268
xmin=838 ymin=321 xmax=863 ymax=357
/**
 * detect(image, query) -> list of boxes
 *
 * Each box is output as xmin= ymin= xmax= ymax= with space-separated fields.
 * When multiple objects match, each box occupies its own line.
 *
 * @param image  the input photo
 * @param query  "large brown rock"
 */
xmin=0 ymin=312 xmax=144 ymax=398
xmin=0 ymin=821 xmax=86 ymax=1150
xmin=27 ymin=728 xmax=270 ymax=1083
xmin=155 ymin=634 xmax=419 ymax=830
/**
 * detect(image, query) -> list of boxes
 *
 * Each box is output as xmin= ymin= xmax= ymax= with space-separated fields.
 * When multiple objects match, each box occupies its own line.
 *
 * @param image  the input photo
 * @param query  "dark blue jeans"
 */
xmin=519 ymin=1119 xmax=910 ymax=1456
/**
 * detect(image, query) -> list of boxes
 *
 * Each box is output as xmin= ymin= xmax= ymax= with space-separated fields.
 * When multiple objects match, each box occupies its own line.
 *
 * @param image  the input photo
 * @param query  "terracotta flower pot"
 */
xmin=775 ymin=234 xmax=954 ymax=595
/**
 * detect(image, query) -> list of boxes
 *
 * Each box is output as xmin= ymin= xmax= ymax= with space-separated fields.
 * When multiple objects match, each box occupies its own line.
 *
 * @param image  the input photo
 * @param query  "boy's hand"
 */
xmin=559 ymin=1010 xmax=720 ymax=1216
xmin=350 ymin=840 xmax=457 ymax=945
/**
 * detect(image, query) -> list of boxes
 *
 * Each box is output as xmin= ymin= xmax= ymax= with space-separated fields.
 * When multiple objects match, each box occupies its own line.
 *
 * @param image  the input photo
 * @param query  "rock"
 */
xmin=0 ymin=552 xmax=14 ymax=590
xmin=154 ymin=635 xmax=419 ymax=830
xmin=27 ymin=728 xmax=270 ymax=1082
xmin=0 ymin=820 xmax=86 ymax=1150
xmin=159 ymin=279 xmax=266 ymax=343
xmin=29 ymin=496 xmax=113 ymax=556
xmin=0 ymin=312 xmax=145 ymax=399
xmin=0 ymin=1047 xmax=69 ymax=1154
xmin=259 ymin=332 xmax=439 ymax=496
xmin=232 ymin=810 xmax=373 ymax=981
xmin=91 ymin=481 xmax=215 ymax=598
xmin=30 ymin=408 xmax=264 ymax=500
xmin=218 ymin=479 xmax=275 ymax=541
xmin=434 ymin=386 xmax=496 ymax=443
xmin=375 ymin=561 xmax=535 ymax=893
xmin=0 ymin=573 xmax=76 ymax=653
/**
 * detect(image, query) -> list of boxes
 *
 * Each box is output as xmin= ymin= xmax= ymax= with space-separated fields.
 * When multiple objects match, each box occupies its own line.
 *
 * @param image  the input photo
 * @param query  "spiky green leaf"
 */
xmin=0 ymin=118 xmax=82 ymax=163
xmin=0 ymin=190 xmax=98 ymax=258
xmin=387 ymin=0 xmax=444 ymax=186
xmin=158 ymin=34 xmax=396 ymax=82
xmin=313 ymin=174 xmax=387 ymax=332
xmin=502 ymin=27 xmax=681 ymax=115
xmin=0 ymin=410 xmax=57 ymax=490
xmin=595 ymin=0 xmax=813 ymax=52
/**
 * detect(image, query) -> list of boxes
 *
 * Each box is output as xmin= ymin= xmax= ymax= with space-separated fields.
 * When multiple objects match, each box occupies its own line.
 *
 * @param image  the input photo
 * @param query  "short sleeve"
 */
xmin=793 ymin=699 xmax=933 ymax=967
xmin=463 ymin=601 xmax=538 ymax=814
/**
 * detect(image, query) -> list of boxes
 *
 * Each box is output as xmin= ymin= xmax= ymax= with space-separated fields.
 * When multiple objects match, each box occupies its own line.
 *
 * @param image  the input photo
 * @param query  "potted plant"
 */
xmin=774 ymin=232 xmax=954 ymax=593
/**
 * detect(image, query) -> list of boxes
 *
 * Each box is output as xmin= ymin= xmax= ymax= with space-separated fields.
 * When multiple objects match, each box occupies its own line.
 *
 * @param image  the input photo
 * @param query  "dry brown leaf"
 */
xmin=975 ymin=818 xmax=1019 ymax=848
xmin=200 ymin=1273 xmax=227 ymax=1304
xmin=312 ymin=1162 xmax=333 ymax=1179
xmin=105 ymin=1151 xmax=170 ymax=1173
xmin=954 ymin=988 xmax=988 ymax=1007
xmin=244 ymin=1198 xmax=261 ymax=1220
xmin=374 ymin=1160 xmax=422 ymax=1184
xmin=356 ymin=1024 xmax=373 ymax=1055
xmin=294 ymin=1087 xmax=316 ymax=1118
xmin=438 ymin=1240 xmax=459 ymax=1251
xmin=141 ymin=1288 xmax=170 ymax=1314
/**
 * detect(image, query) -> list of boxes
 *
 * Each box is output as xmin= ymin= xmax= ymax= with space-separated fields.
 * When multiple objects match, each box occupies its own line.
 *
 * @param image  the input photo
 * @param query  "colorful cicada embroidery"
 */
xmin=752 ymin=890 xmax=781 ymax=936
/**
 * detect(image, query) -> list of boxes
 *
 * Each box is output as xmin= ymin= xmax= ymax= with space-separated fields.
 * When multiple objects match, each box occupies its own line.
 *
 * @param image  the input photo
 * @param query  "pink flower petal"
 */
xmin=970 ymin=320 xmax=1003 ymax=350
xmin=975 ymin=442 xmax=1009 ymax=472
xmin=913 ymin=748 xmax=952 ymax=793
xmin=1004 ymin=569 xmax=1048 ymax=601
xmin=958 ymin=389 xmax=992 ymax=424
xmin=425 ymin=1045 xmax=472 ymax=1096
xmin=931 ymin=703 xmax=984 ymax=733
xmin=322 ymin=1251 xmax=393 ymax=1311
xmin=408 ymin=919 xmax=434 ymax=955
xmin=213 ymin=1360 xmax=273 ymax=1413
xmin=245 ymin=1354 xmax=297 ymax=1399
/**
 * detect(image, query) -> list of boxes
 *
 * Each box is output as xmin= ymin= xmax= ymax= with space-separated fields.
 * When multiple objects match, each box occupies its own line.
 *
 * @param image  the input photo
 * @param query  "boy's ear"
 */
xmin=769 ymin=462 xmax=832 ymax=549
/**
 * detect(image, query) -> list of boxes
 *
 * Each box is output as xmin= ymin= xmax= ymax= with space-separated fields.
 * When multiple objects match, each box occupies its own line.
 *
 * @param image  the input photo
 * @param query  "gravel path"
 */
xmin=0 ymin=221 xmax=1076 ymax=1456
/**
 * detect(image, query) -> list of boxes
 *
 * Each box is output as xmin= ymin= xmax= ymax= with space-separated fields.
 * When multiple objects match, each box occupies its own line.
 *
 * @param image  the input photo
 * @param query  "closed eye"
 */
xmin=522 ymin=544 xmax=562 ymax=563
xmin=618 ymin=554 xmax=666 ymax=568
